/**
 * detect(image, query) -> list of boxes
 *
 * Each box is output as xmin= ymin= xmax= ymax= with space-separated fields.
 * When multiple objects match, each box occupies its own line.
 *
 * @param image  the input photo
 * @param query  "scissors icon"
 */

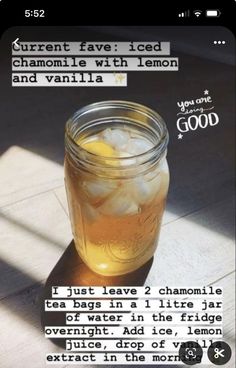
xmin=214 ymin=348 xmax=225 ymax=359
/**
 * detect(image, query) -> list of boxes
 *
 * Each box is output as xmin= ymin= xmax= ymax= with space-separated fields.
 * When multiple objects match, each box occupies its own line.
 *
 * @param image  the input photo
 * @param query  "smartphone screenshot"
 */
xmin=0 ymin=1 xmax=235 ymax=367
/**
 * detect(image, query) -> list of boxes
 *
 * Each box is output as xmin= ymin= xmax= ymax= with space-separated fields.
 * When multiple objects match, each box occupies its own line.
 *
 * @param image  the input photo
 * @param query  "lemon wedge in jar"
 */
xmin=78 ymin=139 xmax=120 ymax=168
xmin=78 ymin=140 xmax=119 ymax=201
xmin=80 ymin=140 xmax=115 ymax=157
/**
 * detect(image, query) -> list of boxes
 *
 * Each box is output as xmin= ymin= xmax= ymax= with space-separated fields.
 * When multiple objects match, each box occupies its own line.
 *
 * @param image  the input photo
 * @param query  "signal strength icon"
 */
xmin=194 ymin=10 xmax=202 ymax=17
xmin=178 ymin=10 xmax=190 ymax=17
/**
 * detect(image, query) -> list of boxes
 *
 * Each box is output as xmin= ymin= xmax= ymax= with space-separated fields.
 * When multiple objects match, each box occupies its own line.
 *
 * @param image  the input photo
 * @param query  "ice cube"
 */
xmin=98 ymin=189 xmax=139 ymax=216
xmin=134 ymin=178 xmax=149 ymax=195
xmin=159 ymin=158 xmax=169 ymax=174
xmin=118 ymin=152 xmax=137 ymax=166
xmin=126 ymin=138 xmax=154 ymax=155
xmin=83 ymin=203 xmax=99 ymax=222
xmin=132 ymin=177 xmax=152 ymax=204
xmin=132 ymin=174 xmax=162 ymax=204
xmin=101 ymin=128 xmax=130 ymax=151
xmin=149 ymin=174 xmax=162 ymax=195
xmin=83 ymin=180 xmax=117 ymax=199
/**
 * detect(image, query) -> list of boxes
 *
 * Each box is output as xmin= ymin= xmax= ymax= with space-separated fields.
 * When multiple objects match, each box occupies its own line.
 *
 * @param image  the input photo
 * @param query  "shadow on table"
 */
xmin=40 ymin=240 xmax=153 ymax=349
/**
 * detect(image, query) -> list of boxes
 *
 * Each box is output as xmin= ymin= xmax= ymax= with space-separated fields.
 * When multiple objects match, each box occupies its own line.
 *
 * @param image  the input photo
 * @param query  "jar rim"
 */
xmin=65 ymin=100 xmax=169 ymax=165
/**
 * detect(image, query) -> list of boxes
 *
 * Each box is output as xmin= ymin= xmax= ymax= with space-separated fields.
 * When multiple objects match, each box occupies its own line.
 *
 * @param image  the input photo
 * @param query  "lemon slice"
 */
xmin=80 ymin=140 xmax=115 ymax=157
xmin=78 ymin=139 xmax=120 ymax=168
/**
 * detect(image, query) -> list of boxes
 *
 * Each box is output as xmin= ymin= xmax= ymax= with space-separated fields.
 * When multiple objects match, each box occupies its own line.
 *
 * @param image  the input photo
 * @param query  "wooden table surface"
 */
xmin=0 ymin=27 xmax=235 ymax=367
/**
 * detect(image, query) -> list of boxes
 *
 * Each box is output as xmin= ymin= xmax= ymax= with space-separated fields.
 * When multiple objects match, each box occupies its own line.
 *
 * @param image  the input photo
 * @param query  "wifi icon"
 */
xmin=194 ymin=10 xmax=202 ymax=17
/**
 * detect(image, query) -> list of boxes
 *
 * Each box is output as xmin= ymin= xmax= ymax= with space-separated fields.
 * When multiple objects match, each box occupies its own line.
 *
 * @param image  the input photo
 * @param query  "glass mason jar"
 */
xmin=65 ymin=101 xmax=169 ymax=276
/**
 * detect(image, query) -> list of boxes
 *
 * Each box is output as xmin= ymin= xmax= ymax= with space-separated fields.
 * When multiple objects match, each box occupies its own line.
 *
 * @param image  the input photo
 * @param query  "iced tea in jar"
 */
xmin=65 ymin=101 xmax=169 ymax=276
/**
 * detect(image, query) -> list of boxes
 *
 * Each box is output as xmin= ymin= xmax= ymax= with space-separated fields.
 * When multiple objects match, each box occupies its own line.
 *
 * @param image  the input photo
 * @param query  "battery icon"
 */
xmin=206 ymin=10 xmax=221 ymax=17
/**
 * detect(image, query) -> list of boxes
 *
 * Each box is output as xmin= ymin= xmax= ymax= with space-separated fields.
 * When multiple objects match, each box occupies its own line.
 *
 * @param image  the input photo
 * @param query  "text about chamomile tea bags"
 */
xmin=44 ymin=285 xmax=223 ymax=364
